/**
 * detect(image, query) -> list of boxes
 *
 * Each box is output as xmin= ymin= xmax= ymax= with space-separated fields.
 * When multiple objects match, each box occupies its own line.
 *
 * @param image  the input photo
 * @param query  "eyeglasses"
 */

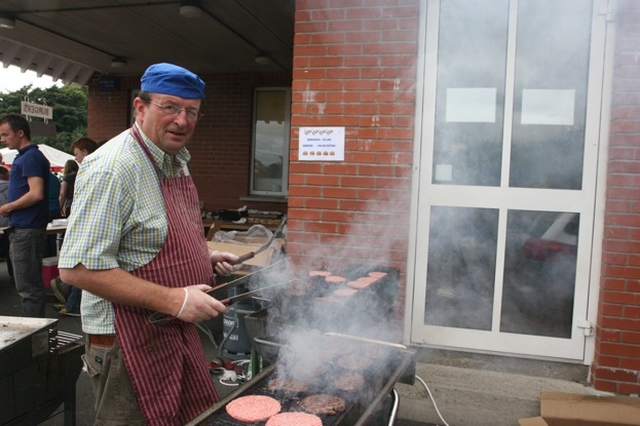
xmin=148 ymin=101 xmax=203 ymax=122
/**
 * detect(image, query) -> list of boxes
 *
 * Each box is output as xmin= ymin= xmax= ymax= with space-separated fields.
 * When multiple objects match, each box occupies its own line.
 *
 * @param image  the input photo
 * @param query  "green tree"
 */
xmin=0 ymin=83 xmax=88 ymax=153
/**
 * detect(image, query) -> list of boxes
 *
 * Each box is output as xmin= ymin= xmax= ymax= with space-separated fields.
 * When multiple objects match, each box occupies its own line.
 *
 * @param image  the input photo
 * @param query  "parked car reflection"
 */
xmin=502 ymin=211 xmax=579 ymax=338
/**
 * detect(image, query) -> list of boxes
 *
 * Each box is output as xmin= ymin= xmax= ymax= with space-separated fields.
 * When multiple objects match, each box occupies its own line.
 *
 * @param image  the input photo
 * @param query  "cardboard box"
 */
xmin=519 ymin=391 xmax=640 ymax=426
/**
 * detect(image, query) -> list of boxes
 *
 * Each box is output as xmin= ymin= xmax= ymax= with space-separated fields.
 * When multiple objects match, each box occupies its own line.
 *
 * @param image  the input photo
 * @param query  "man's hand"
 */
xmin=210 ymin=250 xmax=243 ymax=276
xmin=174 ymin=284 xmax=228 ymax=323
xmin=60 ymin=265 xmax=229 ymax=324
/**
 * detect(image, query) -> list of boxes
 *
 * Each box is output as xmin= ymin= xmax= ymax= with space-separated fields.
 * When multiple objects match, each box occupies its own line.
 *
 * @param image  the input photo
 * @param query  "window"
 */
xmin=250 ymin=88 xmax=290 ymax=197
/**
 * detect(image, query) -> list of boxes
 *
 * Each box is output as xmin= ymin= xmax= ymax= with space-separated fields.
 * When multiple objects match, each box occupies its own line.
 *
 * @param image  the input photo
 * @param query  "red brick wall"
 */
xmin=592 ymin=0 xmax=640 ymax=395
xmin=81 ymin=0 xmax=640 ymax=396
xmin=288 ymin=0 xmax=419 ymax=320
xmin=86 ymin=72 xmax=291 ymax=215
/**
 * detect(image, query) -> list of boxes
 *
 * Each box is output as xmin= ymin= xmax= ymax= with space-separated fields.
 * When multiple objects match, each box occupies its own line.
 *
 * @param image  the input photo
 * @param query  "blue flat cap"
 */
xmin=141 ymin=63 xmax=205 ymax=99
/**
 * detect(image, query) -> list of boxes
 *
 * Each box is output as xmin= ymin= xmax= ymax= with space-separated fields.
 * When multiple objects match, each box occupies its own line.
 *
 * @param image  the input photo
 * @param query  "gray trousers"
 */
xmin=83 ymin=338 xmax=146 ymax=426
xmin=9 ymin=227 xmax=46 ymax=317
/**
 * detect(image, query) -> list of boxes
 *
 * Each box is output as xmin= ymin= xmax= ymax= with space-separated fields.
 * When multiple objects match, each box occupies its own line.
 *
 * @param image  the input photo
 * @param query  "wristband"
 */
xmin=176 ymin=287 xmax=189 ymax=318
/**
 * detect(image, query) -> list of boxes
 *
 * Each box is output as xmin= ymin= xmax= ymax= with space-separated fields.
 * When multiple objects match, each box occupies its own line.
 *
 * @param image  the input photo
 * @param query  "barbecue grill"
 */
xmin=190 ymin=366 xmax=406 ymax=426
xmin=0 ymin=316 xmax=84 ymax=426
xmin=190 ymin=262 xmax=413 ymax=426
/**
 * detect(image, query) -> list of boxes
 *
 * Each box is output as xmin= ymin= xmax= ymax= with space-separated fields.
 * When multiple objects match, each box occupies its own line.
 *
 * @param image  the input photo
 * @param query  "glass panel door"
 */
xmin=510 ymin=0 xmax=592 ymax=190
xmin=425 ymin=206 xmax=498 ymax=330
xmin=410 ymin=0 xmax=606 ymax=360
xmin=432 ymin=0 xmax=508 ymax=187
xmin=502 ymin=210 xmax=579 ymax=338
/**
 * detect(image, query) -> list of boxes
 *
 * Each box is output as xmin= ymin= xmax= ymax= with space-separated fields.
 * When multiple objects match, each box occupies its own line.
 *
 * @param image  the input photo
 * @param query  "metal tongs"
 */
xmin=210 ymin=258 xmax=288 ymax=295
xmin=148 ymin=259 xmax=289 ymax=325
xmin=232 ymin=214 xmax=287 ymax=264
xmin=148 ymin=283 xmax=284 ymax=325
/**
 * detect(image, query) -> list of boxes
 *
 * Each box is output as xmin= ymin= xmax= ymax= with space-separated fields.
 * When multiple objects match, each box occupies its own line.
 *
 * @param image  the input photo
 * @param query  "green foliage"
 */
xmin=0 ymin=83 xmax=88 ymax=153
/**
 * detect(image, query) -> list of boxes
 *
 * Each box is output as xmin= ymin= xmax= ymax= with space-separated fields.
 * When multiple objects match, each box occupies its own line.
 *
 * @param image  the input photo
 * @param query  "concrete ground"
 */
xmin=0 ymin=260 xmax=599 ymax=425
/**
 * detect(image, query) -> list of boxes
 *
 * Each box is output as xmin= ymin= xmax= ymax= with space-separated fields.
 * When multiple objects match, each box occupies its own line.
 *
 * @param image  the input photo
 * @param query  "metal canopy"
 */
xmin=0 ymin=0 xmax=294 ymax=87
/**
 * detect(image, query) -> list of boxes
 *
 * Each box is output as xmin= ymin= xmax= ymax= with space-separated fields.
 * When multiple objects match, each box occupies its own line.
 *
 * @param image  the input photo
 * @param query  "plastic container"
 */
xmin=42 ymin=256 xmax=59 ymax=288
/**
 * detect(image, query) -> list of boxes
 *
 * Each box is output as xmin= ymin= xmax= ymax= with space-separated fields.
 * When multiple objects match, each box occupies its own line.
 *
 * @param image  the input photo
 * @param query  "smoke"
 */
xmin=238 ymin=194 xmax=409 ymax=396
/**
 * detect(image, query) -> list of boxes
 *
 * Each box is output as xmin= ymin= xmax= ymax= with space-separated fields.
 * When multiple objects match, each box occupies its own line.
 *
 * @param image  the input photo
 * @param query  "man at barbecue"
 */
xmin=58 ymin=62 xmax=242 ymax=426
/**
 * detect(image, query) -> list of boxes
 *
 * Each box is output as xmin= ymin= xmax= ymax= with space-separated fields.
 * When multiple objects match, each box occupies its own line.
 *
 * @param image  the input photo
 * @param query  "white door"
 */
xmin=409 ymin=0 xmax=609 ymax=360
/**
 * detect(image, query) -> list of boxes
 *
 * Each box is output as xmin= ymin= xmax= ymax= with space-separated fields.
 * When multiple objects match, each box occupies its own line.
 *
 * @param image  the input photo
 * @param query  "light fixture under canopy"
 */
xmin=111 ymin=58 xmax=127 ymax=68
xmin=0 ymin=16 xmax=16 ymax=29
xmin=179 ymin=2 xmax=203 ymax=18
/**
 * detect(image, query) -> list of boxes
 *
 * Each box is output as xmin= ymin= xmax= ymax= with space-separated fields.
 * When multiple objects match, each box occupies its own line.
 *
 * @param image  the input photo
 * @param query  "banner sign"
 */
xmin=21 ymin=101 xmax=53 ymax=119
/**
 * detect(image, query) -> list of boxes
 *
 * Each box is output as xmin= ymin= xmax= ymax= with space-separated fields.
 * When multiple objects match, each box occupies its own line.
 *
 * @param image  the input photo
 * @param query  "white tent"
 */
xmin=1 ymin=144 xmax=74 ymax=171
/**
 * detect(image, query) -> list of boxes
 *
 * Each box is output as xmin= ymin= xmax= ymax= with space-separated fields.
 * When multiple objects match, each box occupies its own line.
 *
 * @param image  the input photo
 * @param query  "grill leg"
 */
xmin=63 ymin=381 xmax=77 ymax=426
xmin=387 ymin=388 xmax=400 ymax=426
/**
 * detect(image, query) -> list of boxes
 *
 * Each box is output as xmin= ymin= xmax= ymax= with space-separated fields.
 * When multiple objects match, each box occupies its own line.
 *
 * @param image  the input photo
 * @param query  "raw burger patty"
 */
xmin=268 ymin=377 xmax=309 ymax=393
xmin=309 ymin=270 xmax=332 ymax=277
xmin=347 ymin=280 xmax=370 ymax=289
xmin=266 ymin=412 xmax=322 ymax=426
xmin=286 ymin=281 xmax=313 ymax=296
xmin=300 ymin=394 xmax=346 ymax=415
xmin=333 ymin=288 xmax=358 ymax=297
xmin=225 ymin=395 xmax=281 ymax=423
xmin=335 ymin=373 xmax=365 ymax=391
xmin=337 ymin=354 xmax=373 ymax=370
xmin=316 ymin=296 xmax=341 ymax=303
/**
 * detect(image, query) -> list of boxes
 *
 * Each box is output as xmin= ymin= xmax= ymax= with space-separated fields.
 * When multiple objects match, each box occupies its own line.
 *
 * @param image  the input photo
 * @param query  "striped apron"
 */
xmin=113 ymin=126 xmax=218 ymax=425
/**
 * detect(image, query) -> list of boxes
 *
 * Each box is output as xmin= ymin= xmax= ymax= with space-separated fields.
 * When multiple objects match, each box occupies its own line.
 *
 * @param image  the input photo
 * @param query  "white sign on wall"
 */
xmin=21 ymin=101 xmax=53 ymax=119
xmin=299 ymin=127 xmax=345 ymax=161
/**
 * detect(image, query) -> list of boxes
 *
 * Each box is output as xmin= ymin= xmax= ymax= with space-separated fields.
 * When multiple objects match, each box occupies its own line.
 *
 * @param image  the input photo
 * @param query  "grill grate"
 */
xmin=193 ymin=339 xmax=415 ymax=426
xmin=189 ymin=264 xmax=413 ymax=426
xmin=50 ymin=330 xmax=83 ymax=352
xmin=201 ymin=381 xmax=353 ymax=426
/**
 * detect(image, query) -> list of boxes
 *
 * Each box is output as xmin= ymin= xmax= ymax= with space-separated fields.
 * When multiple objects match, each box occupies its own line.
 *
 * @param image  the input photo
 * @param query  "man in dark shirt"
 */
xmin=0 ymin=113 xmax=50 ymax=317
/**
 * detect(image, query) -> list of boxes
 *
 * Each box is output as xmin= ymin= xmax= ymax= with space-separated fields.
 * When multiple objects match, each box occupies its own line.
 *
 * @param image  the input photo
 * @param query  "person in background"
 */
xmin=51 ymin=158 xmax=80 ymax=316
xmin=0 ymin=166 xmax=10 ymax=227
xmin=58 ymin=159 xmax=79 ymax=217
xmin=58 ymin=63 xmax=242 ymax=425
xmin=0 ymin=113 xmax=50 ymax=318
xmin=71 ymin=136 xmax=99 ymax=164
xmin=52 ymin=138 xmax=98 ymax=316
xmin=48 ymin=171 xmax=61 ymax=222
xmin=0 ymin=166 xmax=11 ymax=276
xmin=44 ymin=170 xmax=62 ymax=258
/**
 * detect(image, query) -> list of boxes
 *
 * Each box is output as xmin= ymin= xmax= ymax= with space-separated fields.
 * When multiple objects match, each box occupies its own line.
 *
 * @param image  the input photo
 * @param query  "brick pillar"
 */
xmin=591 ymin=0 xmax=640 ymax=395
